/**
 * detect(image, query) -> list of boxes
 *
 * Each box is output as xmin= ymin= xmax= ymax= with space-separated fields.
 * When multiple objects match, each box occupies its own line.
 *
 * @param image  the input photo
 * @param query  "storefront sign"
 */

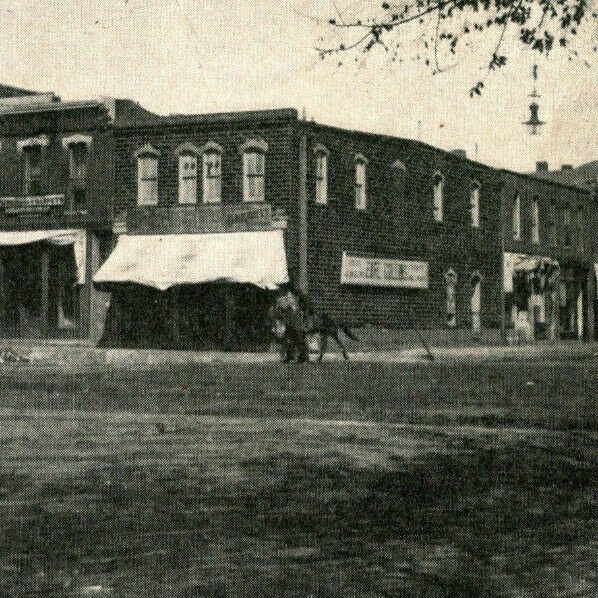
xmin=127 ymin=203 xmax=282 ymax=235
xmin=340 ymin=252 xmax=428 ymax=288
xmin=0 ymin=194 xmax=64 ymax=215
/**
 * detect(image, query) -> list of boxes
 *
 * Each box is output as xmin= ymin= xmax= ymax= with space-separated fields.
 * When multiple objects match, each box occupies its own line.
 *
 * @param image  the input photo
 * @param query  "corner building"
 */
xmin=96 ymin=109 xmax=508 ymax=349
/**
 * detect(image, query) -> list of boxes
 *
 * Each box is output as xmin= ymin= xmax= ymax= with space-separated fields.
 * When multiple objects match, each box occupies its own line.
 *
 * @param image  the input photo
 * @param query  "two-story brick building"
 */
xmin=0 ymin=89 xmax=157 ymax=341
xmin=501 ymin=171 xmax=596 ymax=342
xmin=93 ymin=108 xmax=508 ymax=349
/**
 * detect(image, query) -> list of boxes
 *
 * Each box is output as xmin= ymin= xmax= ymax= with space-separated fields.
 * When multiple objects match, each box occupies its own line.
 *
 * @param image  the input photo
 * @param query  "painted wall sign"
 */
xmin=340 ymin=252 xmax=429 ymax=288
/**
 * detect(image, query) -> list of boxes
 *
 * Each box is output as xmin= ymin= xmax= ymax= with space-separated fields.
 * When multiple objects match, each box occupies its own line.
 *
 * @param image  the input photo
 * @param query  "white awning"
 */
xmin=93 ymin=230 xmax=289 ymax=291
xmin=0 ymin=229 xmax=86 ymax=284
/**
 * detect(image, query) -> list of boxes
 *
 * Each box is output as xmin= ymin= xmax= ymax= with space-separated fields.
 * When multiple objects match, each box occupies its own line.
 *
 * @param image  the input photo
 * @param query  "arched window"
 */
xmin=470 ymin=180 xmax=481 ymax=228
xmin=200 ymin=141 xmax=223 ymax=204
xmin=355 ymin=153 xmax=368 ymax=210
xmin=470 ymin=271 xmax=483 ymax=333
xmin=433 ymin=171 xmax=444 ymax=222
xmin=240 ymin=138 xmax=268 ymax=202
xmin=314 ymin=143 xmax=329 ymax=205
xmin=445 ymin=269 xmax=458 ymax=328
xmin=513 ymin=194 xmax=521 ymax=240
xmin=175 ymin=143 xmax=200 ymax=205
xmin=18 ymin=135 xmax=49 ymax=196
xmin=134 ymin=144 xmax=160 ymax=205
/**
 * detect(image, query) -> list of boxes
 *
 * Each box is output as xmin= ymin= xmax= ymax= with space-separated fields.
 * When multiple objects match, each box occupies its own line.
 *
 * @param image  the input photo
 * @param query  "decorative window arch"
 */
xmin=445 ymin=269 xmax=458 ymax=328
xmin=470 ymin=179 xmax=481 ymax=228
xmin=354 ymin=153 xmax=368 ymax=210
xmin=200 ymin=141 xmax=223 ymax=204
xmin=61 ymin=134 xmax=92 ymax=150
xmin=174 ymin=142 xmax=201 ymax=157
xmin=16 ymin=134 xmax=50 ymax=153
xmin=391 ymin=159 xmax=406 ymax=172
xmin=134 ymin=144 xmax=160 ymax=205
xmin=314 ymin=143 xmax=329 ymax=205
xmin=433 ymin=170 xmax=444 ymax=222
xmin=240 ymin=138 xmax=267 ymax=202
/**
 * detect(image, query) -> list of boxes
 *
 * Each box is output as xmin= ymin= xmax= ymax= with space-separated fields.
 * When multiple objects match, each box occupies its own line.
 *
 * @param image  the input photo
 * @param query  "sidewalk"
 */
xmin=0 ymin=338 xmax=596 ymax=369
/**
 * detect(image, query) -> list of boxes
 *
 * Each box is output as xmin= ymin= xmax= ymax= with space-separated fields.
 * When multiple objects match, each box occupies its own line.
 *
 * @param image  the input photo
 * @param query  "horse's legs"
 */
xmin=332 ymin=331 xmax=349 ymax=360
xmin=318 ymin=334 xmax=328 ymax=362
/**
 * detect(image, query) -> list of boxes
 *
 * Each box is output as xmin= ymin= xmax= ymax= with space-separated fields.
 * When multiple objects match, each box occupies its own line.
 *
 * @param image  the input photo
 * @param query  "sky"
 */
xmin=0 ymin=0 xmax=595 ymax=172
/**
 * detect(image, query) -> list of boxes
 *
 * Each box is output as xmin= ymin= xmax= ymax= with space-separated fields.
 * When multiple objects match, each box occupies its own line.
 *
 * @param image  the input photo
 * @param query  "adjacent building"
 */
xmin=501 ymin=171 xmax=596 ymax=342
xmin=0 ymin=90 xmax=157 ymax=341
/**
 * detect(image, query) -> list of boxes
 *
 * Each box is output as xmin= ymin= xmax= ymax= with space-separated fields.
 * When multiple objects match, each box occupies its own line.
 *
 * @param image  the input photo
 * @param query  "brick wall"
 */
xmin=300 ymin=122 xmax=504 ymax=331
xmin=0 ymin=105 xmax=115 ymax=229
xmin=113 ymin=111 xmax=301 ymax=278
xmin=501 ymin=170 xmax=596 ymax=263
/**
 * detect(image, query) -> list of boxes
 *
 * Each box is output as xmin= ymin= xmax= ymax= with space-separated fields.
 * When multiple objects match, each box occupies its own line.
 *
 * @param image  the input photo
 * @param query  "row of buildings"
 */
xmin=0 ymin=83 xmax=595 ymax=350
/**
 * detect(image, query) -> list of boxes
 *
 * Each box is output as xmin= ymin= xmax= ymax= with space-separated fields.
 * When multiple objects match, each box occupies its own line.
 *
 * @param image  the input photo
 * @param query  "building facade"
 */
xmin=0 ymin=91 xmax=156 ymax=341
xmin=501 ymin=171 xmax=597 ymax=342
xmin=95 ymin=109 xmax=507 ymax=349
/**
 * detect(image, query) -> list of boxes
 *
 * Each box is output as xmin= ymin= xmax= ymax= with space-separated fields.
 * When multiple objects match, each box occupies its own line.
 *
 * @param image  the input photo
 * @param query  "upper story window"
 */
xmin=134 ymin=144 xmax=160 ymax=206
xmin=23 ymin=146 xmax=42 ymax=195
xmin=175 ymin=143 xmax=200 ymax=205
xmin=531 ymin=197 xmax=540 ymax=244
xmin=17 ymin=134 xmax=49 ymax=196
xmin=577 ymin=206 xmax=584 ymax=250
xmin=354 ymin=154 xmax=367 ymax=210
xmin=240 ymin=138 xmax=268 ymax=202
xmin=200 ymin=142 xmax=223 ymax=204
xmin=563 ymin=204 xmax=572 ymax=247
xmin=512 ymin=194 xmax=521 ymax=240
xmin=470 ymin=180 xmax=481 ymax=228
xmin=433 ymin=171 xmax=444 ymax=222
xmin=314 ymin=143 xmax=329 ymax=205
xmin=549 ymin=200 xmax=556 ymax=247
xmin=62 ymin=134 xmax=92 ymax=210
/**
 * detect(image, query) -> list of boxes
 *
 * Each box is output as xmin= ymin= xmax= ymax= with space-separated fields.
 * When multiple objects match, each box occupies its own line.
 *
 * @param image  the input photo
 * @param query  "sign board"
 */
xmin=340 ymin=252 xmax=428 ymax=289
xmin=127 ymin=203 xmax=284 ymax=235
xmin=0 ymin=194 xmax=64 ymax=215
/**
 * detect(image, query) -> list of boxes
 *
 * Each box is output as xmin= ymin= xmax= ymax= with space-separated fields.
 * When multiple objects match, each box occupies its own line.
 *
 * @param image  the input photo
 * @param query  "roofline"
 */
xmin=300 ymin=120 xmax=497 ymax=172
xmin=0 ymin=99 xmax=111 ymax=117
xmin=115 ymin=108 xmax=299 ymax=131
xmin=500 ymin=167 xmax=592 ymax=194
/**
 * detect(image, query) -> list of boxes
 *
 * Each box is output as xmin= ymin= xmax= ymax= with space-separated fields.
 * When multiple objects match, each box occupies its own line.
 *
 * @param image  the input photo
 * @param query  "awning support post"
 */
xmin=40 ymin=247 xmax=49 ymax=337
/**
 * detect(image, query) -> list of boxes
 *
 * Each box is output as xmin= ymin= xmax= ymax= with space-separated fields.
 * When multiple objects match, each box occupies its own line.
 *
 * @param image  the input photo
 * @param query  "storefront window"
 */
xmin=470 ymin=271 xmax=482 ymax=333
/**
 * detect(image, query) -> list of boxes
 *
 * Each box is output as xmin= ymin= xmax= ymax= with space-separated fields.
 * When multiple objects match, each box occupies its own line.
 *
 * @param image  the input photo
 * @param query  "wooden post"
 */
xmin=298 ymin=133 xmax=308 ymax=293
xmin=40 ymin=247 xmax=49 ymax=337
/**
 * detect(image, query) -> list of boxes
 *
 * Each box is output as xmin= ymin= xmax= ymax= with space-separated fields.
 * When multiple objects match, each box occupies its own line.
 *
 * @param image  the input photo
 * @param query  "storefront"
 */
xmin=0 ymin=229 xmax=86 ymax=338
xmin=504 ymin=252 xmax=592 ymax=342
xmin=93 ymin=228 xmax=289 ymax=350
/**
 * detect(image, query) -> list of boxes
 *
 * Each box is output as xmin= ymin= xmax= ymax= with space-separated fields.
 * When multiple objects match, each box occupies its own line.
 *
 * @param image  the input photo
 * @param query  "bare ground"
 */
xmin=0 ymin=360 xmax=596 ymax=596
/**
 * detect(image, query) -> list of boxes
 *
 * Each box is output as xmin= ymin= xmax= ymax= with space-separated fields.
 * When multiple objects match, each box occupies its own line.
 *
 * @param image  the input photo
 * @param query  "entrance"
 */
xmin=0 ymin=242 xmax=81 ymax=338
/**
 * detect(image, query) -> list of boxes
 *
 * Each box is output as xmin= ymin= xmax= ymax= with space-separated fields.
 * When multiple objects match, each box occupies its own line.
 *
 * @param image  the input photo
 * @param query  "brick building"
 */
xmin=501 ymin=171 xmax=596 ymax=342
xmin=94 ymin=108 xmax=509 ymax=349
xmin=0 ymin=89 xmax=156 ymax=341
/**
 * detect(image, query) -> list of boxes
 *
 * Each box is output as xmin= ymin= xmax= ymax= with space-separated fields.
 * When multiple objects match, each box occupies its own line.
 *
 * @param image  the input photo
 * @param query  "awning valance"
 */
xmin=0 ymin=229 xmax=86 ymax=284
xmin=93 ymin=230 xmax=289 ymax=291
